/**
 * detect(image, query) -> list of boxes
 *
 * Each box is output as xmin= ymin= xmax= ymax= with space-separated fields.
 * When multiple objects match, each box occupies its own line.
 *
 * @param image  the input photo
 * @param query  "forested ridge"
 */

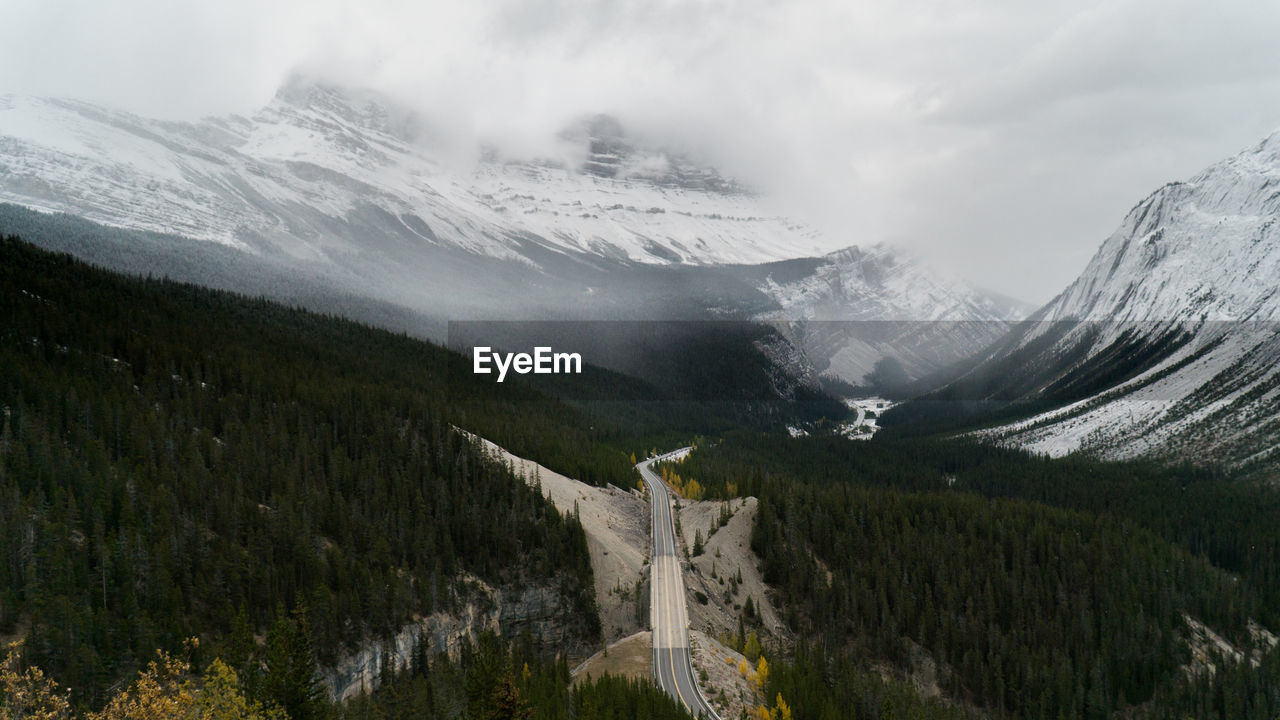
xmin=0 ymin=203 xmax=849 ymax=459
xmin=675 ymin=434 xmax=1280 ymax=628
xmin=673 ymin=433 xmax=1280 ymax=719
xmin=9 ymin=226 xmax=1280 ymax=720
xmin=339 ymin=632 xmax=697 ymax=720
xmin=0 ymin=235 xmax=620 ymax=706
xmin=0 ymin=232 xmax=854 ymax=718
xmin=2 ymin=628 xmax=699 ymax=720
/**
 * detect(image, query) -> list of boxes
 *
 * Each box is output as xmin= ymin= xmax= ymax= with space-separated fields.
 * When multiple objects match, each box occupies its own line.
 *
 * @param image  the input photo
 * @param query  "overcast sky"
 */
xmin=3 ymin=0 xmax=1280 ymax=303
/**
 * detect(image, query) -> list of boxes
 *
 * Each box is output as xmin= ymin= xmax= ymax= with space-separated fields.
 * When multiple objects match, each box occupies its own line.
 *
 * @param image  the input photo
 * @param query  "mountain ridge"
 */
xmin=898 ymin=127 xmax=1280 ymax=468
xmin=0 ymin=77 xmax=1024 ymax=386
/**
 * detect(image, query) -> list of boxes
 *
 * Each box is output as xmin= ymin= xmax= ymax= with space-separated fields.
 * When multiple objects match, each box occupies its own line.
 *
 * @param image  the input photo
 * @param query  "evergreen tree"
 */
xmin=483 ymin=672 xmax=533 ymax=720
xmin=261 ymin=609 xmax=324 ymax=720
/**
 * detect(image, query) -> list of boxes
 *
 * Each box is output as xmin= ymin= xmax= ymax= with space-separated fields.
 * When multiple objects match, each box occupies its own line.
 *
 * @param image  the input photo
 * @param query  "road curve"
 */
xmin=639 ymin=450 xmax=720 ymax=720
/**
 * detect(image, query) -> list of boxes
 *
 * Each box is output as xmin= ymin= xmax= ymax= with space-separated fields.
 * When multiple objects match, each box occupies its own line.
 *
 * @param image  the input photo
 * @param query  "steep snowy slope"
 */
xmin=937 ymin=130 xmax=1280 ymax=468
xmin=0 ymin=78 xmax=824 ymax=269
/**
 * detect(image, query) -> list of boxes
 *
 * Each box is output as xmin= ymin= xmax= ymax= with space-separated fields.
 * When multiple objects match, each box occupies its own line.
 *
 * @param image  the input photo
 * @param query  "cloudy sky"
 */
xmin=3 ymin=0 xmax=1280 ymax=303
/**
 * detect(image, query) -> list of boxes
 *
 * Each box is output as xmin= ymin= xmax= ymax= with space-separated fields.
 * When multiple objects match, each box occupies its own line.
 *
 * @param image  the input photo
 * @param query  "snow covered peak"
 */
xmin=1045 ymin=128 xmax=1280 ymax=326
xmin=963 ymin=128 xmax=1280 ymax=468
xmin=749 ymin=241 xmax=1029 ymax=385
xmin=268 ymin=75 xmax=421 ymax=138
xmin=0 ymin=78 xmax=1033 ymax=391
xmin=549 ymin=113 xmax=747 ymax=195
xmin=0 ymin=80 xmax=834 ymax=266
xmin=763 ymin=242 xmax=1029 ymax=322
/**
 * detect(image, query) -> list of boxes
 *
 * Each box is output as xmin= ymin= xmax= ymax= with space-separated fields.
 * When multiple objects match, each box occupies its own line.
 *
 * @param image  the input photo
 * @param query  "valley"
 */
xmin=5 ymin=219 xmax=1280 ymax=719
xmin=4 ymin=64 xmax=1280 ymax=720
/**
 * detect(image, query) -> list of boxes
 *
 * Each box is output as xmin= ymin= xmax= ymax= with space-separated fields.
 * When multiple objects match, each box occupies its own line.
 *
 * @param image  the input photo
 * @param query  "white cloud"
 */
xmin=1 ymin=0 xmax=1279 ymax=303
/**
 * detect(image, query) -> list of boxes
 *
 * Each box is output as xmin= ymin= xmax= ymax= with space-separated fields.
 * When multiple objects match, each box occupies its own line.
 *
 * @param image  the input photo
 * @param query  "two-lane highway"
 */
xmin=639 ymin=450 xmax=719 ymax=720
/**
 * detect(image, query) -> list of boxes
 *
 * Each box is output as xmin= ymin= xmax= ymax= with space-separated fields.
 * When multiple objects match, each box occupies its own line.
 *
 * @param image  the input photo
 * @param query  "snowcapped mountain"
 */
xmin=1042 ymin=132 xmax=1280 ymax=327
xmin=741 ymin=244 xmax=1029 ymax=384
xmin=0 ymin=77 xmax=824 ymax=268
xmin=0 ymin=76 xmax=1020 ymax=384
xmin=757 ymin=243 xmax=1026 ymax=323
xmin=930 ymin=130 xmax=1280 ymax=469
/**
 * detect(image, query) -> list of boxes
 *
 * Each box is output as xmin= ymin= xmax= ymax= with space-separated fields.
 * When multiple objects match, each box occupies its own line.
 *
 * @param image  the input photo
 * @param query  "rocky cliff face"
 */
xmin=322 ymin=574 xmax=592 ymax=701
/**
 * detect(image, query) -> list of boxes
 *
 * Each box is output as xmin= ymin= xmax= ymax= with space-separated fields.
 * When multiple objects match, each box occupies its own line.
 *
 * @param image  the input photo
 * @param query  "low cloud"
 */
xmin=2 ymin=0 xmax=1279 ymax=303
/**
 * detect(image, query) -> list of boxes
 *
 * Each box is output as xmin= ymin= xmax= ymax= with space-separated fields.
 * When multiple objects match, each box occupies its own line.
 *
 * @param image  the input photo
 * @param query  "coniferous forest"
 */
xmin=672 ymin=433 xmax=1280 ymax=719
xmin=0 ymin=234 xmax=681 ymax=714
xmin=338 ymin=632 xmax=696 ymax=720
xmin=6 ymin=229 xmax=1280 ymax=720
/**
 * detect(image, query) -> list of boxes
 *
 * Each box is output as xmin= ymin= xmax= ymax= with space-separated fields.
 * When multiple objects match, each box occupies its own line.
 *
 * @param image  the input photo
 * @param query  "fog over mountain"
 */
xmin=8 ymin=6 xmax=1280 ymax=720
xmin=4 ymin=0 xmax=1280 ymax=302
xmin=0 ymin=76 xmax=1028 ymax=388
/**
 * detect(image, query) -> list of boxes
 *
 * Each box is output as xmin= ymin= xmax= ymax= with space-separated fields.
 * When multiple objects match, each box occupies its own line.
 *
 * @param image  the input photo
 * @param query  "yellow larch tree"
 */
xmin=87 ymin=647 xmax=195 ymax=720
xmin=754 ymin=656 xmax=769 ymax=693
xmin=1 ymin=641 xmax=70 ymax=720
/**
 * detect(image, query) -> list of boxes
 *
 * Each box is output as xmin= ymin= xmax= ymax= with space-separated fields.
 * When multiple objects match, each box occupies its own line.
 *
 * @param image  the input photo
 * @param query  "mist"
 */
xmin=3 ymin=0 xmax=1280 ymax=303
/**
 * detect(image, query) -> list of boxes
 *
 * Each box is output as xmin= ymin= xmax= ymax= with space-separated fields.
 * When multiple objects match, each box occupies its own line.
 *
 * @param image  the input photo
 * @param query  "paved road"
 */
xmin=639 ymin=450 xmax=719 ymax=720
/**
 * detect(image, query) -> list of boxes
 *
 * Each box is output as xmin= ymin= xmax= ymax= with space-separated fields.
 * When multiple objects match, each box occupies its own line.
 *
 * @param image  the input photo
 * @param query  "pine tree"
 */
xmin=482 ymin=672 xmax=532 ymax=720
xmin=261 ymin=609 xmax=325 ymax=720
xmin=226 ymin=607 xmax=256 ymax=686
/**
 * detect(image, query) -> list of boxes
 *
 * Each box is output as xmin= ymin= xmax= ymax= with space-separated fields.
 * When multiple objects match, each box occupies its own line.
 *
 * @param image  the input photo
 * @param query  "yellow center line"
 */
xmin=645 ymin=456 xmax=703 ymax=716
xmin=671 ymin=643 xmax=692 ymax=712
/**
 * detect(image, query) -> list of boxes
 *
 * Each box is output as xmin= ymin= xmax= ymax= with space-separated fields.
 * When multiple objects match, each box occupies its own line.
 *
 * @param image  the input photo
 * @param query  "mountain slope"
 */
xmin=0 ymin=80 xmax=820 ymax=271
xmin=0 ymin=78 xmax=1023 ymax=383
xmin=0 ymin=234 xmax=608 ymax=705
xmin=742 ymin=244 xmax=1030 ymax=385
xmin=671 ymin=434 xmax=1280 ymax=719
xmin=902 ymin=130 xmax=1280 ymax=468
